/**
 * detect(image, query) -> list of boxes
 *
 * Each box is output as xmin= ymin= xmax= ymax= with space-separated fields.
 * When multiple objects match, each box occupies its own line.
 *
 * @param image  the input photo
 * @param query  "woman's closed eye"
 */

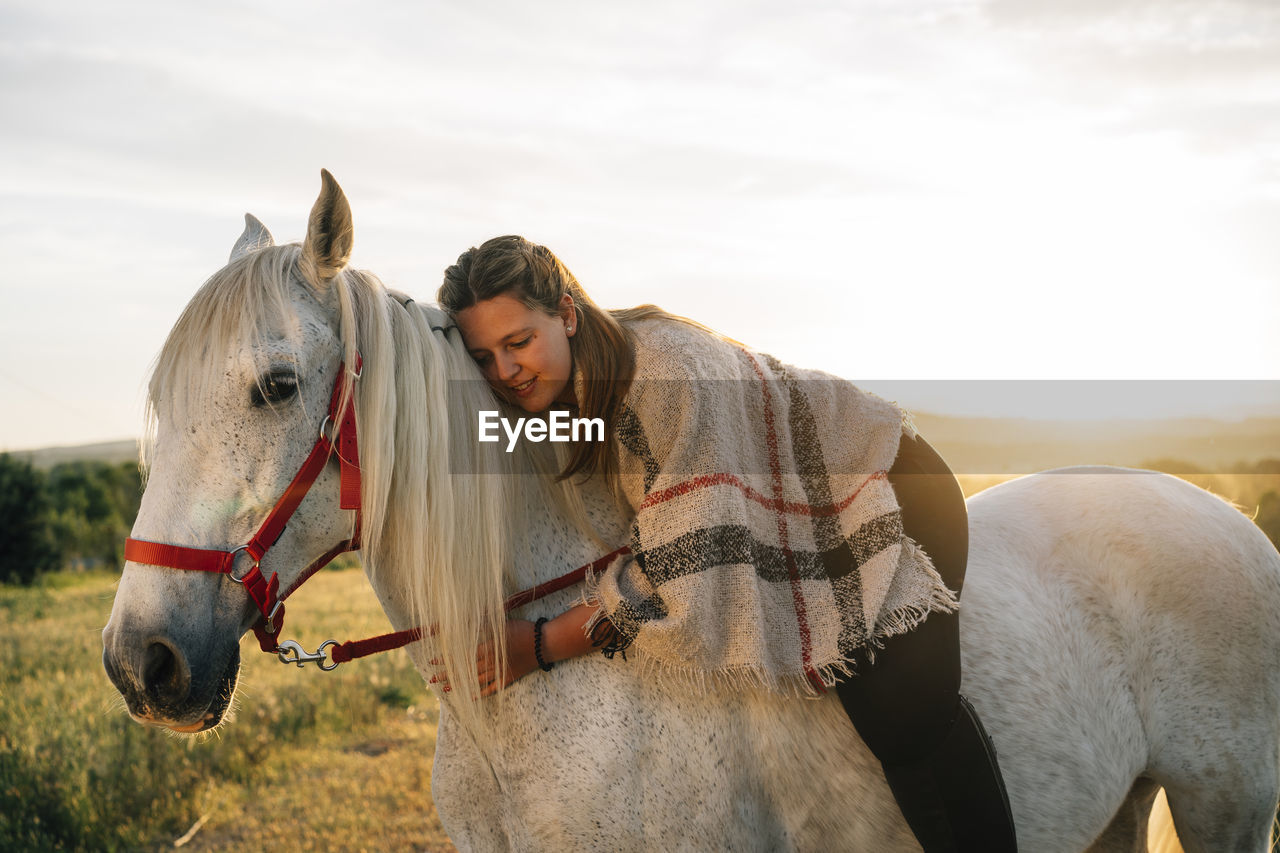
xmin=472 ymin=336 xmax=531 ymax=366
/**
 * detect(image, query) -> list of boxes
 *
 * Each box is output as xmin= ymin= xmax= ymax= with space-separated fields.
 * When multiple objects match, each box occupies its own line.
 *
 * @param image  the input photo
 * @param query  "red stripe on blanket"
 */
xmin=638 ymin=470 xmax=888 ymax=518
xmin=745 ymin=352 xmax=821 ymax=690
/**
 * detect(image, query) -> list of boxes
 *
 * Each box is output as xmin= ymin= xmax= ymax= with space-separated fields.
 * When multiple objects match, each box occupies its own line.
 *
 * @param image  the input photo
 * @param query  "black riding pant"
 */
xmin=834 ymin=431 xmax=967 ymax=764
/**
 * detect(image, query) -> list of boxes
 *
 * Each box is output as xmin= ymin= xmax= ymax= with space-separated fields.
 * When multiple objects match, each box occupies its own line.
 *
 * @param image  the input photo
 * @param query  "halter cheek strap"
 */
xmin=124 ymin=357 xmax=363 ymax=651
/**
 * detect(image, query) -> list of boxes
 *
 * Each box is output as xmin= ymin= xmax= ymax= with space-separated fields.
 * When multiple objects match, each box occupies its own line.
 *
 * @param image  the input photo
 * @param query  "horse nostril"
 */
xmin=142 ymin=640 xmax=190 ymax=706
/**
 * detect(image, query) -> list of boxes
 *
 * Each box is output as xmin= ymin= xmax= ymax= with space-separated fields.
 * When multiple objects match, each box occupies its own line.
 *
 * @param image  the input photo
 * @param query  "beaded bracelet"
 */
xmin=533 ymin=616 xmax=554 ymax=672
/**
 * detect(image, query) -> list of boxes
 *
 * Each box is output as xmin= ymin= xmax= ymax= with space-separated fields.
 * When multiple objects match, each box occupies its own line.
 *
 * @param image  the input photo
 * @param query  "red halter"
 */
xmin=124 ymin=357 xmax=364 ymax=653
xmin=123 ymin=352 xmax=633 ymax=668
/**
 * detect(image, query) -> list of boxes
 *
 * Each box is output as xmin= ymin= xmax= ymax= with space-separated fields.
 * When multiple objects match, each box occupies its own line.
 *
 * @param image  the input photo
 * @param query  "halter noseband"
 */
xmin=124 ymin=356 xmax=364 ymax=653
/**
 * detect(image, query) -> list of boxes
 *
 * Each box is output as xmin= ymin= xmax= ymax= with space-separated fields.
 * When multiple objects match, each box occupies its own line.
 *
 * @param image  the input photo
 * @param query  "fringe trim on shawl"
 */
xmin=858 ymin=539 xmax=960 ymax=667
xmin=581 ymin=567 xmax=638 ymax=660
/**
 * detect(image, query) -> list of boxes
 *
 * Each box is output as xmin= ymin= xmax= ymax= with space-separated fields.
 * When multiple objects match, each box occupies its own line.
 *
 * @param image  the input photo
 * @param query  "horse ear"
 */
xmin=229 ymin=213 xmax=275 ymax=262
xmin=299 ymin=169 xmax=354 ymax=292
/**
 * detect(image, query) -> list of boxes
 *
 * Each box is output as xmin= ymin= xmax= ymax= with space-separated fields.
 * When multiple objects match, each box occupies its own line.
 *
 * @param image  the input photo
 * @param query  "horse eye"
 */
xmin=251 ymin=373 xmax=299 ymax=407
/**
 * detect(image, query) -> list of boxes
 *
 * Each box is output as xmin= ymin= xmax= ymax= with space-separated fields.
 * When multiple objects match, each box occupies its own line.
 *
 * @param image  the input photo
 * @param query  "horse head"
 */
xmin=102 ymin=171 xmax=362 ymax=732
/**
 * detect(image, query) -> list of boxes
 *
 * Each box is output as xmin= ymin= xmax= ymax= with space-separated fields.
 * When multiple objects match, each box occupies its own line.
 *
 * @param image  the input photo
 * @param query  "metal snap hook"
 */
xmin=276 ymin=639 xmax=340 ymax=671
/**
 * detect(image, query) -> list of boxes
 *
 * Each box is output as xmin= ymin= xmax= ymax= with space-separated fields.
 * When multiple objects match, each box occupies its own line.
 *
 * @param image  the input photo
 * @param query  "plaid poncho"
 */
xmin=584 ymin=318 xmax=959 ymax=695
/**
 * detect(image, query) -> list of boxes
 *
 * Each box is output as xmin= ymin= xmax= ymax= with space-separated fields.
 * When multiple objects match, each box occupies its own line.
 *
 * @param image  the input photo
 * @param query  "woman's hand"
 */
xmin=430 ymin=605 xmax=601 ymax=697
xmin=475 ymin=619 xmax=539 ymax=697
xmin=429 ymin=619 xmax=538 ymax=697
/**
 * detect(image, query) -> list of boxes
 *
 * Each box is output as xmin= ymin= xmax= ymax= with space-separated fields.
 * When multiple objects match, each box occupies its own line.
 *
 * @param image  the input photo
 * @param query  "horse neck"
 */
xmin=505 ymin=470 xmax=632 ymax=606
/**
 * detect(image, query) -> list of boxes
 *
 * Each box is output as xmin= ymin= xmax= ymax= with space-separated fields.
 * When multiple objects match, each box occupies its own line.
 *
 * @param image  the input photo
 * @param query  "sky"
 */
xmin=2 ymin=0 xmax=1278 ymax=450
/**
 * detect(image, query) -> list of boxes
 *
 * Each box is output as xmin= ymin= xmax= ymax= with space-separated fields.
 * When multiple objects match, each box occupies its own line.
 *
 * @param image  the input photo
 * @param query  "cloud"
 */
xmin=1 ymin=0 xmax=1278 ymax=447
xmin=980 ymin=0 xmax=1280 ymax=100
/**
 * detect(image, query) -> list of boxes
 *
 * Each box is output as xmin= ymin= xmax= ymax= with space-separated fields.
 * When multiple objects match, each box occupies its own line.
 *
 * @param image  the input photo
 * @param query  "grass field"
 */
xmin=3 ymin=467 xmax=1278 ymax=851
xmin=0 ymin=568 xmax=454 ymax=852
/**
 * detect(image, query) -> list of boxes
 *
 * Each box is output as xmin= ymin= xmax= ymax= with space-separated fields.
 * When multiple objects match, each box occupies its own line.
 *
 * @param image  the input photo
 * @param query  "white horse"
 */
xmin=103 ymin=172 xmax=1280 ymax=852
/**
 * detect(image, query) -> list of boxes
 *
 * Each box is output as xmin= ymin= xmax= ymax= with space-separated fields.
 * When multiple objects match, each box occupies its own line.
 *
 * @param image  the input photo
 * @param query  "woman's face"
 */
xmin=455 ymin=293 xmax=577 ymax=413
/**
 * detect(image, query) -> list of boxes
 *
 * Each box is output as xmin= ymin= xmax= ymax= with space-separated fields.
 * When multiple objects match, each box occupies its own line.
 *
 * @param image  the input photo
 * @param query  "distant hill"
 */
xmin=912 ymin=414 xmax=1280 ymax=476
xmin=7 ymin=415 xmax=1279 ymax=476
xmin=10 ymin=439 xmax=138 ymax=469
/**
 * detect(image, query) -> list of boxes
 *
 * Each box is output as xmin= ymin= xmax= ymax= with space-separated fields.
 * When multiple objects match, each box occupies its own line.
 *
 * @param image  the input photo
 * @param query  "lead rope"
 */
xmin=281 ymin=545 xmax=633 ymax=670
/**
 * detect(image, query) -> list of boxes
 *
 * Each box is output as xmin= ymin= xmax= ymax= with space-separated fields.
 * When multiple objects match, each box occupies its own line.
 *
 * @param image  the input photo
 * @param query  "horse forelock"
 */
xmin=144 ymin=245 xmax=310 ymax=469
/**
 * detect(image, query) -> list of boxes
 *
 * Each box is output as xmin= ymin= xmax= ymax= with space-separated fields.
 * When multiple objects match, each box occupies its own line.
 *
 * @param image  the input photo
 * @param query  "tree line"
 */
xmin=0 ymin=454 xmax=142 ymax=585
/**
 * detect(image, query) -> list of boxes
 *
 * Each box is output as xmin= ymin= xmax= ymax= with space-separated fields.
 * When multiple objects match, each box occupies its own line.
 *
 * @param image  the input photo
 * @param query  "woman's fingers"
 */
xmin=479 ymin=669 xmax=518 ymax=697
xmin=430 ymin=664 xmax=501 ymax=691
xmin=430 ymin=619 xmax=539 ymax=698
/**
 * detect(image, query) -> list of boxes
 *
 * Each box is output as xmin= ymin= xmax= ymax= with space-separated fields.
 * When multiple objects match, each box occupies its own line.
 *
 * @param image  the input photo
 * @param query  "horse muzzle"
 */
xmin=102 ymin=623 xmax=241 ymax=733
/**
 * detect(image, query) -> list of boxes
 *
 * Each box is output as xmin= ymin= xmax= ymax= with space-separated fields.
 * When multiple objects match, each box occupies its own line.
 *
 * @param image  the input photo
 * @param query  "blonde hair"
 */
xmin=147 ymin=243 xmax=539 ymax=736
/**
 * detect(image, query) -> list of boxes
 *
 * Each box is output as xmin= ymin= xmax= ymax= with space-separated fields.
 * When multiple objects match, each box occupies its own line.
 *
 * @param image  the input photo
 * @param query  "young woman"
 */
xmin=437 ymin=235 xmax=1017 ymax=852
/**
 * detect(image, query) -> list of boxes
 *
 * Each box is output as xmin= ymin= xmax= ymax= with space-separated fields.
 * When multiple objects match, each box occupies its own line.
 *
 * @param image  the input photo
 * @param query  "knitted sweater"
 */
xmin=584 ymin=318 xmax=958 ymax=694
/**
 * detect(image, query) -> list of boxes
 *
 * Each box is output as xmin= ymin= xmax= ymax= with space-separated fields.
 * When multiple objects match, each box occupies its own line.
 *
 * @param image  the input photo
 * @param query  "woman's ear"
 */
xmin=559 ymin=293 xmax=577 ymax=337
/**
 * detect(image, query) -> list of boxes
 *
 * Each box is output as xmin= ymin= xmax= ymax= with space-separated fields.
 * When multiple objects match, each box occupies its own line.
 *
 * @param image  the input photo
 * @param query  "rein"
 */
xmin=124 ymin=354 xmax=629 ymax=672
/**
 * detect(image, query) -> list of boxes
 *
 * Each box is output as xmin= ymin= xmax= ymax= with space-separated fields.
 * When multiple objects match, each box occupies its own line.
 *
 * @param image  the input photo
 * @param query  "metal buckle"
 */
xmin=227 ymin=545 xmax=260 ymax=583
xmin=318 ymin=414 xmax=335 ymax=443
xmin=276 ymin=639 xmax=340 ymax=671
xmin=264 ymin=600 xmax=284 ymax=634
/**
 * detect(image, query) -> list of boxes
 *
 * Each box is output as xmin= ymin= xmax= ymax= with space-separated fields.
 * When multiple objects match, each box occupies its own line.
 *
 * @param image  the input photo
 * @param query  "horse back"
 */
xmin=961 ymin=467 xmax=1280 ymax=849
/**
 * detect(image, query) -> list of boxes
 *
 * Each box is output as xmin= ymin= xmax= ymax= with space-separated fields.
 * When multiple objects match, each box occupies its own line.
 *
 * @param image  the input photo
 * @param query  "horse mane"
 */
xmin=146 ymin=243 xmax=568 ymax=734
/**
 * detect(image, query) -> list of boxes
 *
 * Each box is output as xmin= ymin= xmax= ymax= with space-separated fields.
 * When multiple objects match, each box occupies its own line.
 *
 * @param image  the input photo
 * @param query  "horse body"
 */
xmin=103 ymin=174 xmax=1280 ymax=851
xmin=956 ymin=470 xmax=1280 ymax=852
xmin=428 ymin=465 xmax=1280 ymax=852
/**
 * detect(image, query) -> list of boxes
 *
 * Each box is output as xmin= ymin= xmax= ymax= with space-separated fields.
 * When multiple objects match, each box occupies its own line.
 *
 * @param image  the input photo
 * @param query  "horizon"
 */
xmin=9 ymin=397 xmax=1280 ymax=457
